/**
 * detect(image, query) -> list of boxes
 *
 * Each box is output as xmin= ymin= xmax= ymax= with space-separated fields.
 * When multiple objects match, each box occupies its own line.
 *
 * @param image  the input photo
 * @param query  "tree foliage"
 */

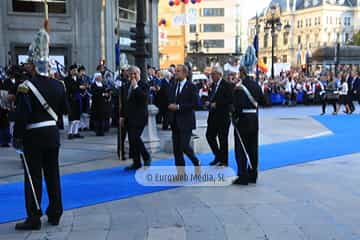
xmin=348 ymin=31 xmax=360 ymax=45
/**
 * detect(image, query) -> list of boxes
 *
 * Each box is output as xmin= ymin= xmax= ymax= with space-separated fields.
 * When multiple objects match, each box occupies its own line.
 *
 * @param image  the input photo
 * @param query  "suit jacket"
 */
xmin=353 ymin=77 xmax=360 ymax=93
xmin=347 ymin=76 xmax=354 ymax=92
xmin=168 ymin=80 xmax=197 ymax=131
xmin=207 ymin=79 xmax=233 ymax=125
xmin=157 ymin=78 xmax=172 ymax=110
xmin=13 ymin=76 xmax=68 ymax=148
xmin=123 ymin=80 xmax=149 ymax=128
xmin=233 ymin=76 xmax=266 ymax=134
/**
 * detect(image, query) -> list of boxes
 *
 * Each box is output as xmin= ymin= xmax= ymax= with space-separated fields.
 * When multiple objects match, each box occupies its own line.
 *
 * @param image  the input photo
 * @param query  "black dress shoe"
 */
xmin=73 ymin=134 xmax=84 ymax=139
xmin=209 ymin=159 xmax=219 ymax=166
xmin=15 ymin=218 xmax=41 ymax=230
xmin=217 ymin=162 xmax=228 ymax=167
xmin=68 ymin=134 xmax=73 ymax=140
xmin=248 ymin=178 xmax=257 ymax=184
xmin=232 ymin=177 xmax=248 ymax=185
xmin=248 ymin=172 xmax=258 ymax=184
xmin=144 ymin=158 xmax=152 ymax=167
xmin=1 ymin=143 xmax=10 ymax=148
xmin=193 ymin=160 xmax=201 ymax=167
xmin=48 ymin=217 xmax=60 ymax=226
xmin=124 ymin=164 xmax=141 ymax=171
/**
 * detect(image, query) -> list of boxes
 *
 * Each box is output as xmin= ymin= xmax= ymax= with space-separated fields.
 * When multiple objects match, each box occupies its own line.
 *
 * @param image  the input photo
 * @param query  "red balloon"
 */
xmin=197 ymin=0 xmax=202 ymax=2
xmin=174 ymin=0 xmax=180 ymax=5
xmin=183 ymin=0 xmax=189 ymax=3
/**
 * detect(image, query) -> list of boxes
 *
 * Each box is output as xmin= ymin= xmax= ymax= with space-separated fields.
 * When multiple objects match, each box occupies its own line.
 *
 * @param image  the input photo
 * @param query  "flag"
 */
xmin=115 ymin=40 xmax=120 ymax=69
xmin=253 ymin=35 xmax=259 ymax=56
xmin=258 ymin=58 xmax=268 ymax=73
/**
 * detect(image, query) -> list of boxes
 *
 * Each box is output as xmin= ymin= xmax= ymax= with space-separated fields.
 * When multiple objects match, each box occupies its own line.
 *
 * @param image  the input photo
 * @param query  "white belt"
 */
xmin=26 ymin=120 xmax=57 ymax=130
xmin=242 ymin=109 xmax=257 ymax=113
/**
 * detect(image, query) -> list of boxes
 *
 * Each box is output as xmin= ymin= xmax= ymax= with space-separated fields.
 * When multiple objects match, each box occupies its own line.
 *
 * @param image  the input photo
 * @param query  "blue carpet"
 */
xmin=0 ymin=115 xmax=359 ymax=224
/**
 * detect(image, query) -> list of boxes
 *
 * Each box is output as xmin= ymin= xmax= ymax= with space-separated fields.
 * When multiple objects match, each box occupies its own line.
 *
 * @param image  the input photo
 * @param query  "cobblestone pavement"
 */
xmin=1 ymin=106 xmax=359 ymax=240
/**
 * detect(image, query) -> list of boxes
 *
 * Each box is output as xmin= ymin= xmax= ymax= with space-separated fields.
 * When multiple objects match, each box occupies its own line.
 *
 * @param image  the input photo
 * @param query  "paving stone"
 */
xmin=106 ymin=229 xmax=147 ymax=240
xmin=147 ymin=226 xmax=185 ymax=240
xmin=66 ymin=230 xmax=108 ymax=240
xmin=224 ymin=224 xmax=266 ymax=240
xmin=72 ymin=214 xmax=111 ymax=231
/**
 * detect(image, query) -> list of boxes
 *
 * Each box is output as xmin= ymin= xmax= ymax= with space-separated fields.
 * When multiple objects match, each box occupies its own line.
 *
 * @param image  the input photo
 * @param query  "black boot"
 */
xmin=232 ymin=176 xmax=248 ymax=185
xmin=15 ymin=218 xmax=41 ymax=231
xmin=124 ymin=164 xmax=141 ymax=171
xmin=48 ymin=216 xmax=61 ymax=226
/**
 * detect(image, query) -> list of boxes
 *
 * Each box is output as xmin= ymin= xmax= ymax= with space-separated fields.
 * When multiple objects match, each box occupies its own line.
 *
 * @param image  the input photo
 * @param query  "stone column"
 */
xmin=141 ymin=104 xmax=160 ymax=153
xmin=0 ymin=1 xmax=6 ymax=66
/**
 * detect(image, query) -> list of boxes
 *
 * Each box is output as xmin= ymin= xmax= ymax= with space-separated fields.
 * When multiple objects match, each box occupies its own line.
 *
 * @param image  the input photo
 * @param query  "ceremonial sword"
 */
xmin=230 ymin=117 xmax=253 ymax=170
xmin=17 ymin=150 xmax=41 ymax=211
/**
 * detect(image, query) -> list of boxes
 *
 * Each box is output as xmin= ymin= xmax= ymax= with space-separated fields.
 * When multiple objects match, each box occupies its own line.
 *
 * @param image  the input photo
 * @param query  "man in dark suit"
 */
xmin=352 ymin=71 xmax=360 ymax=107
xmin=168 ymin=65 xmax=200 ymax=168
xmin=123 ymin=66 xmax=151 ymax=170
xmin=158 ymin=70 xmax=172 ymax=130
xmin=346 ymin=71 xmax=355 ymax=113
xmin=118 ymin=66 xmax=130 ymax=160
xmin=205 ymin=66 xmax=233 ymax=167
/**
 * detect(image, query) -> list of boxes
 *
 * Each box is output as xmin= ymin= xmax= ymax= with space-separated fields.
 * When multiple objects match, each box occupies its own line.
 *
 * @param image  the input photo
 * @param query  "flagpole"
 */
xmin=44 ymin=0 xmax=49 ymax=32
xmin=255 ymin=12 xmax=259 ymax=82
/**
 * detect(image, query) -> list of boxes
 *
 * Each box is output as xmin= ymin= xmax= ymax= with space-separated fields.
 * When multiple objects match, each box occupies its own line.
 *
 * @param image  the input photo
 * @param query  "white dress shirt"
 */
xmin=176 ymin=79 xmax=187 ymax=96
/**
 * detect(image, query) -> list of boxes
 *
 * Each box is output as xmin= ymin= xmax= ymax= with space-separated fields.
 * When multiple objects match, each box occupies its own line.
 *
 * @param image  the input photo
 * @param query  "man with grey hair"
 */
xmin=205 ymin=66 xmax=233 ymax=167
xmin=158 ymin=70 xmax=172 ymax=130
xmin=122 ymin=65 xmax=151 ymax=170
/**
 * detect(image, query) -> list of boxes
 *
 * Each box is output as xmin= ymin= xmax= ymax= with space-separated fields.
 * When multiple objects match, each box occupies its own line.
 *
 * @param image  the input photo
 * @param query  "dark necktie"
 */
xmin=127 ymin=85 xmax=132 ymax=99
xmin=210 ymin=82 xmax=218 ymax=101
xmin=176 ymin=82 xmax=181 ymax=97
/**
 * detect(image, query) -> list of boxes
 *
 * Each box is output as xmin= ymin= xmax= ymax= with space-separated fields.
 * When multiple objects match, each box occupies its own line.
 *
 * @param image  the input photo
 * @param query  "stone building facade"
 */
xmin=0 ymin=0 xmax=159 ymax=73
xmin=248 ymin=0 xmax=360 ymax=67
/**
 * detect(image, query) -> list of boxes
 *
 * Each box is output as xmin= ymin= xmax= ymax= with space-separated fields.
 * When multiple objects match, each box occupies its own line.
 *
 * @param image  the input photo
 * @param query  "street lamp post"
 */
xmin=264 ymin=4 xmax=290 ymax=79
xmin=255 ymin=13 xmax=260 ymax=81
xmin=134 ymin=0 xmax=149 ymax=82
xmin=191 ymin=32 xmax=202 ymax=71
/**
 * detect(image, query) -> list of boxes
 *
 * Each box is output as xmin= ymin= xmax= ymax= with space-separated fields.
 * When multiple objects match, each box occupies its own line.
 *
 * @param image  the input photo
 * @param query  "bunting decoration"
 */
xmin=169 ymin=0 xmax=202 ymax=7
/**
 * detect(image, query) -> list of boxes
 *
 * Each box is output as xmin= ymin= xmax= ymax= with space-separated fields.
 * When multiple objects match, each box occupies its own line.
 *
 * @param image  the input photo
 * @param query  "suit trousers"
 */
xmin=120 ymin=122 xmax=129 ymax=159
xmin=206 ymin=120 xmax=230 ymax=165
xmin=128 ymin=126 xmax=150 ymax=166
xmin=234 ymin=129 xmax=259 ymax=180
xmin=23 ymin=146 xmax=63 ymax=220
xmin=172 ymin=127 xmax=199 ymax=166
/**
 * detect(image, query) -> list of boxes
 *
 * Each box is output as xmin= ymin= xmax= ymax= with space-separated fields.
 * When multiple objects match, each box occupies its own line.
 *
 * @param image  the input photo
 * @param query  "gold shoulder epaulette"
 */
xmin=17 ymin=83 xmax=29 ymax=94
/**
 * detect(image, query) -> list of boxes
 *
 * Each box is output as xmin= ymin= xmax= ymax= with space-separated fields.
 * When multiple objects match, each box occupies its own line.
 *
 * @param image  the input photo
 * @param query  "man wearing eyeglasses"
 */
xmin=205 ymin=66 xmax=233 ymax=167
xmin=122 ymin=66 xmax=151 ymax=170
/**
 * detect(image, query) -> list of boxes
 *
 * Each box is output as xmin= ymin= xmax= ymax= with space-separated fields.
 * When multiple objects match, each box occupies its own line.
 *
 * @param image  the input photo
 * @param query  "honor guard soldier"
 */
xmin=13 ymin=29 xmax=68 ymax=230
xmin=232 ymin=46 xmax=266 ymax=185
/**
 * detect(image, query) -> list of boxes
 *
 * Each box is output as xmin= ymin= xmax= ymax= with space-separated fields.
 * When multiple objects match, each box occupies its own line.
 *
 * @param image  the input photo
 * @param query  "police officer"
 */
xmin=232 ymin=46 xmax=265 ymax=185
xmin=13 ymin=29 xmax=68 ymax=230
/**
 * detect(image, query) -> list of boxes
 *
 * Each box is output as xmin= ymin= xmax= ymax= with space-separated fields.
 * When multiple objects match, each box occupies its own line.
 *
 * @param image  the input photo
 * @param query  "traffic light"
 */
xmin=145 ymin=42 xmax=152 ymax=58
xmin=129 ymin=27 xmax=137 ymax=50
